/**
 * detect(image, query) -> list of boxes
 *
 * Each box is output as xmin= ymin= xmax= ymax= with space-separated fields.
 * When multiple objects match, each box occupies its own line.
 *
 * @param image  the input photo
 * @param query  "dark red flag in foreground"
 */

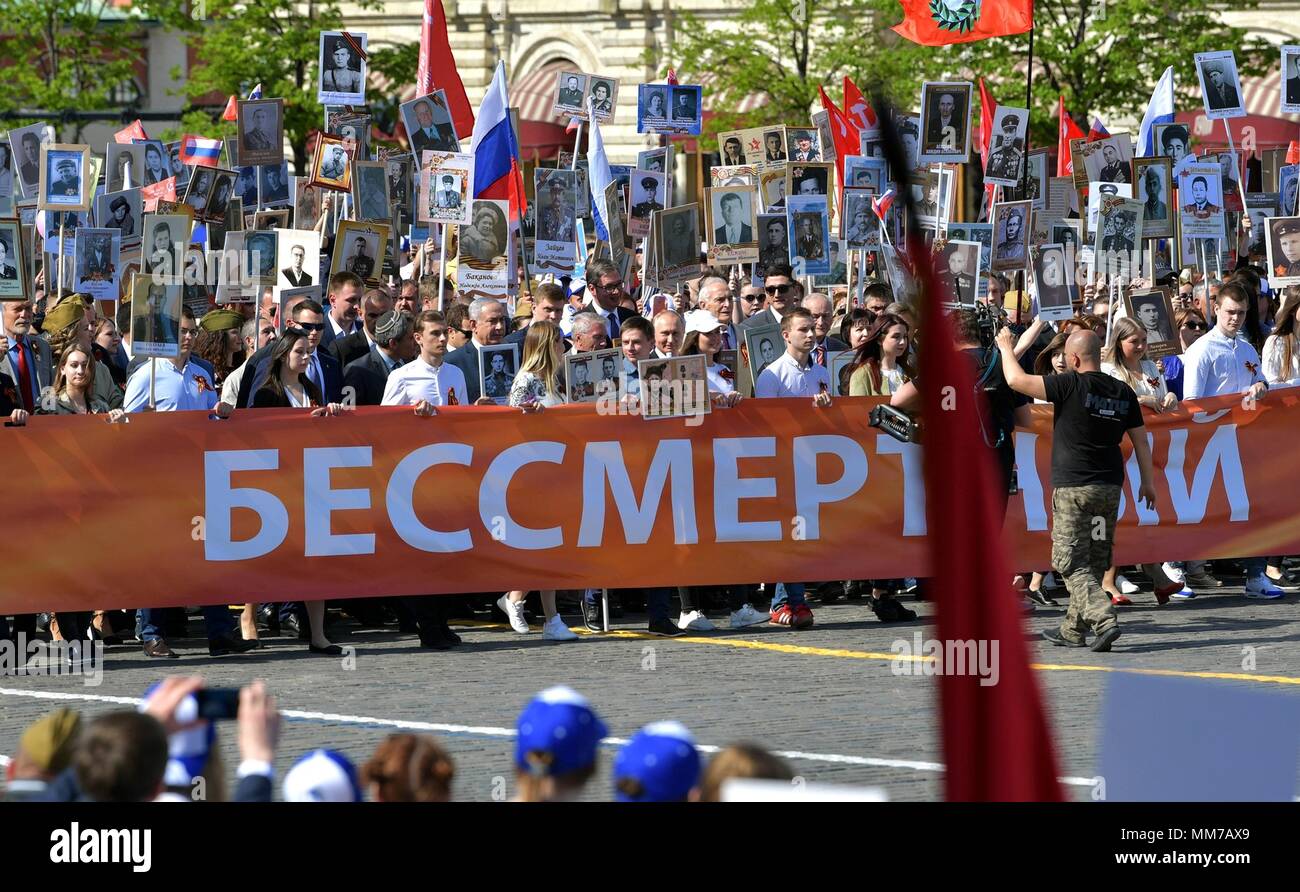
xmin=417 ymin=0 xmax=475 ymax=139
xmin=874 ymin=100 xmax=1063 ymax=801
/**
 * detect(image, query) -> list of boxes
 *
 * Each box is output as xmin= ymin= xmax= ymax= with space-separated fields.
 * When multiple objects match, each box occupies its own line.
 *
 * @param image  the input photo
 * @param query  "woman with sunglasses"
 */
xmin=1157 ymin=307 xmax=1209 ymax=399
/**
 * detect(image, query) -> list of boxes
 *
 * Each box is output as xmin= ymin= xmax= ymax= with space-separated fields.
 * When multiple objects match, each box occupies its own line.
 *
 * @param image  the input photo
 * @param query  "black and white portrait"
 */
xmin=757 ymin=213 xmax=789 ymax=275
xmin=1127 ymin=289 xmax=1176 ymax=345
xmin=460 ymin=200 xmax=508 ymax=265
xmin=479 ymin=343 xmax=519 ymax=405
xmin=138 ymin=140 xmax=169 ymax=186
xmin=318 ymin=32 xmax=368 ymax=106
xmin=1195 ymin=51 xmax=1245 ymax=119
xmin=260 ymin=162 xmax=291 ymax=208
xmin=0 ymin=222 xmax=25 ymax=299
xmin=1082 ymin=135 xmax=1133 ymax=185
xmin=73 ymin=228 xmax=119 ymax=299
xmin=984 ymin=105 xmax=1028 ymax=188
xmin=638 ymin=85 xmax=669 ymax=130
xmin=1032 ymin=243 xmax=1075 ymax=319
xmin=534 ymin=169 xmax=576 ymax=244
xmin=669 ymin=85 xmax=700 ymax=124
xmin=277 ymin=228 xmax=320 ymax=288
xmin=1134 ymin=158 xmax=1173 ymax=238
xmin=762 ymin=128 xmax=787 ymax=163
xmin=934 ymin=239 xmax=980 ymax=308
xmin=107 ymin=143 xmax=145 ymax=194
xmin=707 ymin=186 xmax=757 ymax=262
xmin=554 ymin=72 xmax=589 ymax=115
xmin=1283 ymin=46 xmax=1300 ymax=115
xmin=238 ymin=99 xmax=284 ymax=167
xmin=627 ymin=170 xmax=664 ymax=238
xmin=990 ymin=200 xmax=1032 ymax=271
xmin=353 ymin=162 xmax=390 ymax=222
xmin=787 ymin=163 xmax=830 ymax=199
xmin=142 ymin=214 xmax=187 ymax=283
xmin=657 ymin=205 xmax=700 ymax=275
xmin=10 ymin=123 xmax=49 ymax=200
xmin=184 ymin=167 xmax=216 ymax=213
xmin=920 ymin=81 xmax=973 ymax=164
xmin=206 ymin=170 xmax=236 ymax=221
xmin=96 ymin=189 xmax=142 ymax=249
xmin=40 ymin=146 xmax=88 ymax=210
xmin=587 ymin=77 xmax=618 ymax=121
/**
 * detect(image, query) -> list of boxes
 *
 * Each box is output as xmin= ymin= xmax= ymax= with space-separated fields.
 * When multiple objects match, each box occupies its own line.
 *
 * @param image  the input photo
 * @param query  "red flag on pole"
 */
xmin=1286 ymin=140 xmax=1300 ymax=165
xmin=818 ymin=85 xmax=860 ymax=193
xmin=1056 ymin=96 xmax=1086 ymax=177
xmin=842 ymin=76 xmax=878 ymax=133
xmin=221 ymin=94 xmax=239 ymax=123
xmin=893 ymin=0 xmax=1033 ymax=46
xmin=417 ymin=0 xmax=475 ymax=139
xmin=977 ymin=78 xmax=998 ymax=218
xmin=114 ymin=120 xmax=147 ymax=144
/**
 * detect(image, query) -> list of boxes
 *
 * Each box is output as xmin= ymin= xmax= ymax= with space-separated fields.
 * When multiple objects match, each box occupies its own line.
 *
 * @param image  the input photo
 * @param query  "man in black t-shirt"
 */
xmin=996 ymin=327 xmax=1157 ymax=653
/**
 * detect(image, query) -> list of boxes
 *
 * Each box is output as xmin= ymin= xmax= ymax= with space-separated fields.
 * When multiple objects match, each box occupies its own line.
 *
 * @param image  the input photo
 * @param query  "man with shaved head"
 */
xmin=996 ymin=326 xmax=1156 ymax=654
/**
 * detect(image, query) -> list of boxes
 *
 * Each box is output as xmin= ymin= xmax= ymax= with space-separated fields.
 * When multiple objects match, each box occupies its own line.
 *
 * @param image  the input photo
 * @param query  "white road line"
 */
xmin=0 ymin=687 xmax=1095 ymax=788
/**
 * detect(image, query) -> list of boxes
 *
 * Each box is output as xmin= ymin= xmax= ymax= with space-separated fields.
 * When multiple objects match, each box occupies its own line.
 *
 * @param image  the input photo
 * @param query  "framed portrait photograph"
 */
xmin=1265 ymin=216 xmax=1300 ymax=288
xmin=385 ymin=154 xmax=415 ymax=226
xmin=259 ymin=161 xmax=291 ymax=209
xmin=182 ymin=246 xmax=214 ymax=317
xmin=586 ymin=76 xmax=619 ymax=123
xmin=419 ymin=150 xmax=474 ymax=227
xmin=789 ymin=127 xmax=821 ymax=163
xmin=667 ymin=85 xmax=703 ymax=134
xmin=1125 ymin=288 xmax=1179 ymax=358
xmin=1092 ymin=196 xmax=1145 ymax=279
xmin=554 ymin=71 xmax=589 ymax=117
xmin=811 ymin=110 xmax=837 ymax=165
xmin=990 ymin=199 xmax=1032 ymax=271
xmin=203 ymin=168 xmax=237 ymax=222
xmin=785 ymin=195 xmax=830 ymax=276
xmin=933 ymin=239 xmax=981 ymax=308
xmin=235 ymin=165 xmax=259 ymax=209
xmin=1209 ymin=151 xmax=1245 ymax=213
xmin=352 ymin=160 xmax=391 ymax=223
xmin=38 ymin=144 xmax=91 ymax=212
xmin=813 ymin=238 xmax=848 ymax=286
xmin=919 ymin=81 xmax=973 ymax=164
xmin=318 ymin=31 xmax=367 ymax=106
xmin=785 ymin=162 xmax=832 ymax=202
xmin=1154 ymin=123 xmax=1192 ymax=169
xmin=1177 ymin=163 xmax=1227 ymax=239
xmin=654 ymin=204 xmax=701 ymax=282
xmin=1282 ymin=45 xmax=1300 ymax=115
xmin=0 ymin=219 xmax=27 ymax=300
xmin=532 ymin=167 xmax=577 ymax=270
xmin=140 ymin=213 xmax=189 ymax=284
xmin=1031 ymin=243 xmax=1077 ymax=320
xmin=72 ymin=228 xmax=120 ymax=301
xmin=843 ymin=155 xmax=887 ymax=192
xmin=742 ymin=320 xmax=783 ymax=384
xmin=457 ymin=199 xmax=510 ymax=297
xmin=1245 ymin=193 xmax=1277 ymax=257
xmin=1051 ymin=219 xmax=1083 ymax=257
xmin=332 ymin=219 xmax=389 ymax=285
xmin=310 ymin=135 xmax=352 ymax=192
xmin=984 ymin=105 xmax=1029 ymax=188
xmin=1001 ymin=148 xmax=1049 ymax=209
xmin=237 ymin=99 xmax=284 ymax=167
xmin=182 ymin=166 xmax=217 ymax=217
xmin=756 ymin=213 xmax=790 ymax=278
xmin=479 ymin=342 xmax=519 ymax=406
xmin=1195 ymin=50 xmax=1245 ymax=120
xmin=271 ymin=285 xmax=320 ymax=322
xmin=106 ymin=143 xmax=145 ymax=194
xmin=1133 ymin=157 xmax=1174 ymax=239
xmin=627 ymin=170 xmax=666 ymax=239
xmin=759 ymin=166 xmax=786 ymax=213
xmin=243 ymin=229 xmax=278 ymax=285
xmin=1079 ymin=133 xmax=1134 ymax=185
xmin=841 ymin=188 xmax=879 ymax=250
xmin=761 ymin=127 xmax=788 ymax=163
xmin=602 ymin=180 xmax=628 ymax=271
xmin=130 ymin=274 xmax=183 ymax=358
xmin=96 ymin=187 xmax=143 ymax=250
xmin=402 ymin=90 xmax=459 ymax=157
xmin=639 ymin=146 xmax=672 ymax=182
xmin=1280 ymin=164 xmax=1299 ymax=216
xmin=253 ymin=208 xmax=290 ymax=231
xmin=275 ymin=228 xmax=321 ymax=289
xmin=637 ymin=84 xmax=670 ymax=132
xmin=637 ymin=354 xmax=709 ymax=421
xmin=717 ymin=131 xmax=747 ymax=167
xmin=828 ymin=350 xmax=854 ymax=397
xmin=134 ymin=139 xmax=170 ymax=187
xmin=293 ymin=177 xmax=322 ymax=230
xmin=564 ymin=348 xmax=620 ymax=404
xmin=706 ymin=186 xmax=759 ymax=264
xmin=9 ymin=122 xmax=51 ymax=200
xmin=165 ymin=140 xmax=191 ymax=190
xmin=1085 ymin=182 xmax=1132 ymax=239
xmin=330 ymin=111 xmax=372 ymax=161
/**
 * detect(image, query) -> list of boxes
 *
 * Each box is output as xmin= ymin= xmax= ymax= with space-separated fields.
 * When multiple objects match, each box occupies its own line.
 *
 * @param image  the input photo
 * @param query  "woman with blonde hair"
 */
xmin=1098 ymin=315 xmax=1183 ymax=606
xmin=496 ymin=320 xmax=578 ymax=640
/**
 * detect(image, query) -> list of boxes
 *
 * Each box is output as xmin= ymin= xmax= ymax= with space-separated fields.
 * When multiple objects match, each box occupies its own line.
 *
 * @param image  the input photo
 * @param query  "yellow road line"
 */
xmin=452 ymin=619 xmax=1300 ymax=687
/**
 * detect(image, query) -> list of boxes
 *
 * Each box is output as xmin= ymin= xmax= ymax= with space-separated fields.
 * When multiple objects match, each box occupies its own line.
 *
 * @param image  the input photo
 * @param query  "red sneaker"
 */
xmin=769 ymin=605 xmax=794 ymax=626
xmin=792 ymin=603 xmax=815 ymax=629
xmin=1110 ymin=593 xmax=1133 ymax=606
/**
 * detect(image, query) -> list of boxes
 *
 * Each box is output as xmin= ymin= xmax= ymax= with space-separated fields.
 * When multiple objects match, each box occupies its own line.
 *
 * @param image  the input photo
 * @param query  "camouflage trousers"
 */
xmin=1051 ymin=484 xmax=1120 ymax=643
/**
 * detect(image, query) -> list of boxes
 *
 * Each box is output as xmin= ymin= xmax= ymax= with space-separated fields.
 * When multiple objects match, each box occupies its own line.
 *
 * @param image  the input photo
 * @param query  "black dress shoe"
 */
xmin=440 ymin=625 xmax=462 ymax=645
xmin=1090 ymin=626 xmax=1122 ymax=652
xmin=143 ymin=639 xmax=178 ymax=659
xmin=309 ymin=643 xmax=343 ymax=656
xmin=647 ymin=618 xmax=686 ymax=637
xmin=1026 ymin=589 xmax=1059 ymax=607
xmin=281 ymin=614 xmax=301 ymax=638
xmin=418 ymin=634 xmax=453 ymax=651
xmin=871 ymin=597 xmax=917 ymax=623
xmin=209 ymin=635 xmax=257 ymax=656
xmin=257 ymin=605 xmax=280 ymax=636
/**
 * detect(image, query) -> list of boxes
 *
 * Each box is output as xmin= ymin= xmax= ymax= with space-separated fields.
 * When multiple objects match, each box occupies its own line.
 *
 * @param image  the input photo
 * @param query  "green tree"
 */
xmin=0 ymin=0 xmax=160 ymax=141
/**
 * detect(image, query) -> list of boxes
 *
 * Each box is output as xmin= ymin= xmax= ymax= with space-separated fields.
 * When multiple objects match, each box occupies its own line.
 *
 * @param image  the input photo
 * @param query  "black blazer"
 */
xmin=444 ymin=341 xmax=482 ymax=403
xmin=343 ymin=347 xmax=392 ymax=406
xmin=329 ymin=329 xmax=371 ymax=369
xmin=244 ymin=350 xmax=342 ymax=406
xmin=252 ymin=374 xmax=323 ymax=408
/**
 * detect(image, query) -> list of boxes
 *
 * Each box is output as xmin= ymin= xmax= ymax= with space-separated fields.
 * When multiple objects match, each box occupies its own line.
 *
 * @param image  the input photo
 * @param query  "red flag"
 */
xmin=893 ymin=0 xmax=1033 ymax=47
xmin=842 ymin=77 xmax=878 ymax=133
xmin=221 ymin=94 xmax=239 ymax=122
xmin=1056 ymin=96 xmax=1085 ymax=177
xmin=417 ymin=0 xmax=475 ymax=139
xmin=667 ymin=68 xmax=679 ymax=86
xmin=818 ymin=85 xmax=859 ymax=192
xmin=977 ymin=78 xmax=998 ymax=217
xmin=114 ymin=120 xmax=147 ymax=144
xmin=1287 ymin=140 xmax=1300 ymax=165
xmin=895 ymin=174 xmax=1064 ymax=802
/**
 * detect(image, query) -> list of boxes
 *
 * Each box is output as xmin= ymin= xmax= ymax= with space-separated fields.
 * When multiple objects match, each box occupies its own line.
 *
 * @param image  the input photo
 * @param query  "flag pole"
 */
xmin=1021 ymin=26 xmax=1035 ymax=198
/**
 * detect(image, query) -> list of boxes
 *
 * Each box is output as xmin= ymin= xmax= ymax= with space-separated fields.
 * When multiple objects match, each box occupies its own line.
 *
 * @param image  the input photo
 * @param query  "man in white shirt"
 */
xmin=1181 ymin=283 xmax=1280 ymax=599
xmin=652 ymin=309 xmax=683 ymax=358
xmin=697 ymin=275 xmax=739 ymax=350
xmin=382 ymin=309 xmax=467 ymax=412
xmin=753 ymin=307 xmax=832 ymax=629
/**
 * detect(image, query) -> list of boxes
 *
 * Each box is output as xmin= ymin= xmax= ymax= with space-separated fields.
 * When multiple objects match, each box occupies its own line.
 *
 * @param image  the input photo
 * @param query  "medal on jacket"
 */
xmin=193 ymin=374 xmax=214 ymax=394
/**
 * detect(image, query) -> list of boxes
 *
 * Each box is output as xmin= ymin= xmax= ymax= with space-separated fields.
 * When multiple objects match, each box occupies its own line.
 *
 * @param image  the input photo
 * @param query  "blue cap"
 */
xmin=613 ymin=721 xmax=701 ymax=802
xmin=515 ymin=686 xmax=607 ymax=777
xmin=140 ymin=682 xmax=214 ymax=788
xmin=282 ymin=749 xmax=363 ymax=802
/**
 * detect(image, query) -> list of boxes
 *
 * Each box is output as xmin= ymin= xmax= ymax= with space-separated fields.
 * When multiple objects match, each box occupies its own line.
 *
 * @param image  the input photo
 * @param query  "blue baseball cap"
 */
xmin=515 ymin=686 xmax=607 ymax=777
xmin=613 ymin=721 xmax=701 ymax=802
xmin=282 ymin=749 xmax=363 ymax=802
xmin=139 ymin=682 xmax=214 ymax=788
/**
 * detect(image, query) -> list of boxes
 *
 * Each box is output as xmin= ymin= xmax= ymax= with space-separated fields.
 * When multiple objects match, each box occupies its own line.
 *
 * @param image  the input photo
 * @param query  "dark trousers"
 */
xmin=678 ymin=584 xmax=752 ymax=613
xmin=400 ymin=595 xmax=448 ymax=643
xmin=138 ymin=606 xmax=235 ymax=643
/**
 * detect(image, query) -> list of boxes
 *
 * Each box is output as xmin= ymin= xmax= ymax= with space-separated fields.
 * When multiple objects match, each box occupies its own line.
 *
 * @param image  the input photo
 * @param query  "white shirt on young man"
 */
xmin=1182 ymin=327 xmax=1266 ymax=399
xmin=755 ymin=351 xmax=830 ymax=398
xmin=124 ymin=358 xmax=220 ymax=412
xmin=381 ymin=356 xmax=467 ymax=407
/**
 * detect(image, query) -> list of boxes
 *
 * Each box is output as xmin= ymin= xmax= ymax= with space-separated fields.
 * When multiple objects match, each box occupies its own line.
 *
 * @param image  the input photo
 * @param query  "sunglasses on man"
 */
xmin=765 ymin=283 xmax=792 ymax=295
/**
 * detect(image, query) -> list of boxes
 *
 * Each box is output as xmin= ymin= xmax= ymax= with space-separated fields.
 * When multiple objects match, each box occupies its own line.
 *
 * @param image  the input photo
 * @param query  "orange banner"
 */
xmin=8 ymin=392 xmax=1300 ymax=614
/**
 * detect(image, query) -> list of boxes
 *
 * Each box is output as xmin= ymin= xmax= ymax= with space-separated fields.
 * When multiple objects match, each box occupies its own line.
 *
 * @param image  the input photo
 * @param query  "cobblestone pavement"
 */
xmin=3 ymin=576 xmax=1298 ymax=801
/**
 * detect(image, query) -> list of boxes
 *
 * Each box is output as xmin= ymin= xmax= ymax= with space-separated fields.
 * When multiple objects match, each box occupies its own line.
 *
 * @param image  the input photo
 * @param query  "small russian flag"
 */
xmin=872 ymin=187 xmax=896 ymax=222
xmin=179 ymin=134 xmax=223 ymax=168
xmin=1086 ymin=117 xmax=1110 ymax=143
xmin=221 ymin=83 xmax=263 ymax=122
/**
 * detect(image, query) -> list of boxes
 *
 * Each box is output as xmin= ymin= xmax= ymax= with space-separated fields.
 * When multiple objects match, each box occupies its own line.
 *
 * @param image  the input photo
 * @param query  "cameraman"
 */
xmin=889 ymin=307 xmax=1030 ymax=510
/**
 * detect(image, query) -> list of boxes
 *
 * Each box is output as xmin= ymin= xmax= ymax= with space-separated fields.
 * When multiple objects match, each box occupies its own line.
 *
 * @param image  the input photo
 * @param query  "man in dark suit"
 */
xmin=581 ymin=258 xmax=642 ymax=345
xmin=2 ymin=300 xmax=54 ymax=412
xmin=81 ymin=236 xmax=113 ymax=279
xmin=741 ymin=262 xmax=798 ymax=333
xmin=713 ymin=192 xmax=752 ymax=245
xmin=18 ymin=132 xmax=41 ymax=193
xmin=281 ymin=243 xmax=313 ymax=286
xmin=1287 ymin=53 xmax=1300 ymax=107
xmin=346 ymin=236 xmax=375 ymax=280
xmin=558 ymin=75 xmax=585 ymax=108
xmin=318 ymin=271 xmax=364 ymax=355
xmin=926 ymin=91 xmax=962 ymax=146
xmin=330 ymin=286 xmax=392 ymax=368
xmin=343 ymin=309 xmax=414 ymax=405
xmin=445 ymin=295 xmax=510 ymax=403
xmin=1202 ymin=60 xmax=1239 ymax=110
xmin=802 ymin=292 xmax=848 ymax=367
xmin=408 ymin=97 xmax=458 ymax=156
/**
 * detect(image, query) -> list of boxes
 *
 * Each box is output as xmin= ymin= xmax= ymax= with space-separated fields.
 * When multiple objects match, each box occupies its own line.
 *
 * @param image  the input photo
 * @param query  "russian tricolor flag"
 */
xmin=470 ymin=61 xmax=526 ymax=221
xmin=872 ymin=187 xmax=896 ymax=222
xmin=179 ymin=135 xmax=223 ymax=168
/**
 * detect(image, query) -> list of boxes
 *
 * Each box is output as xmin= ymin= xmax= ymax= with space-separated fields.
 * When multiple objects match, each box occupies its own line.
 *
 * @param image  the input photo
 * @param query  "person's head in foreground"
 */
xmin=361 ymin=733 xmax=455 ymax=802
xmin=283 ymin=749 xmax=364 ymax=802
xmin=696 ymin=742 xmax=795 ymax=802
xmin=613 ymin=721 xmax=701 ymax=802
xmin=514 ymin=685 xmax=606 ymax=802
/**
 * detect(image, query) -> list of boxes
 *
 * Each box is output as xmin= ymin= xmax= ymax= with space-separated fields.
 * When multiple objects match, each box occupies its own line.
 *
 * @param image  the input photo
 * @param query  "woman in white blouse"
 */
xmin=1098 ymin=316 xmax=1184 ymax=606
xmin=679 ymin=309 xmax=743 ymax=407
xmin=499 ymin=319 xmax=577 ymax=640
xmin=1261 ymin=285 xmax=1300 ymax=387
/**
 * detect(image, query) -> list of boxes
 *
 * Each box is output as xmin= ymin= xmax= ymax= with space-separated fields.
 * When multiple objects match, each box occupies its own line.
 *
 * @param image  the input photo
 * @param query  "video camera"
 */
xmin=869 ymin=403 xmax=921 ymax=444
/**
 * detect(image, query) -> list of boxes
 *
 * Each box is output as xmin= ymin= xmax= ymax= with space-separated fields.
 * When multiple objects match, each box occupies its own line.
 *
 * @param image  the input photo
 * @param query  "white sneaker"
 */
xmin=1161 ymin=562 xmax=1185 ymax=585
xmin=541 ymin=614 xmax=578 ymax=640
xmin=496 ymin=594 xmax=530 ymax=633
xmin=677 ymin=610 xmax=715 ymax=631
xmin=1244 ymin=574 xmax=1285 ymax=600
xmin=729 ymin=604 xmax=768 ymax=628
xmin=1117 ymin=574 xmax=1139 ymax=595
